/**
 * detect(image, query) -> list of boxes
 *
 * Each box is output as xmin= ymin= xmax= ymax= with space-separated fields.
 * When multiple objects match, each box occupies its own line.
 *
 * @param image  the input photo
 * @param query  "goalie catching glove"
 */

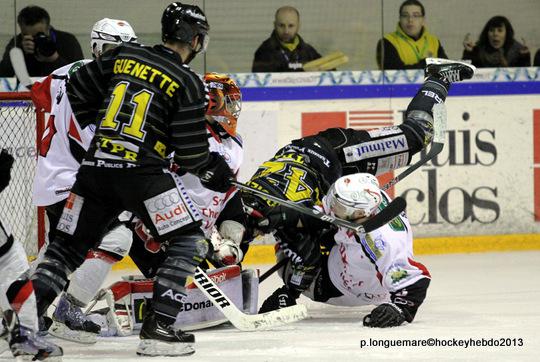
xmin=208 ymin=220 xmax=245 ymax=266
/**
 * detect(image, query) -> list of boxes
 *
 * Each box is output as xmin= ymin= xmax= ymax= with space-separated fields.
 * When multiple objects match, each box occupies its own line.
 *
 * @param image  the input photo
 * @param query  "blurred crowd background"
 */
xmin=0 ymin=0 xmax=538 ymax=74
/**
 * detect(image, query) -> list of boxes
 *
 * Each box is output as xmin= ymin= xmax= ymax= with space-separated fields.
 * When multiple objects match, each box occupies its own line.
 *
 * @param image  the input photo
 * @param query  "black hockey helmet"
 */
xmin=161 ymin=2 xmax=210 ymax=54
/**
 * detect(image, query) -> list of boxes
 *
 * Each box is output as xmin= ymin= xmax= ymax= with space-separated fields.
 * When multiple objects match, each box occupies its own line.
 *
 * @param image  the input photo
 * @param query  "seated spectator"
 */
xmin=0 ymin=5 xmax=84 ymax=77
xmin=252 ymin=6 xmax=322 ymax=72
xmin=535 ymin=49 xmax=540 ymax=66
xmin=377 ymin=0 xmax=447 ymax=70
xmin=462 ymin=16 xmax=530 ymax=67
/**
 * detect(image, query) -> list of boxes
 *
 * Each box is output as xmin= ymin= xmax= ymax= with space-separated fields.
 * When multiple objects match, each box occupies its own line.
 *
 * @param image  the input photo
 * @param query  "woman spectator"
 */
xmin=462 ymin=16 xmax=530 ymax=67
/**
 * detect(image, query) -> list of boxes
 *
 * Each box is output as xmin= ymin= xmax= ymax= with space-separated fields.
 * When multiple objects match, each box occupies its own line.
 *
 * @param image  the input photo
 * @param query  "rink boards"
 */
xmin=1 ymin=67 xmax=539 ymax=261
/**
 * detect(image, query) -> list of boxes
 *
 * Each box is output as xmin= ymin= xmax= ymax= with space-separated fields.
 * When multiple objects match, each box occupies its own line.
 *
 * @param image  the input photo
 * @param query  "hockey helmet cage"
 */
xmin=90 ymin=18 xmax=137 ymax=57
xmin=204 ymin=73 xmax=242 ymax=137
xmin=161 ymin=2 xmax=210 ymax=54
xmin=326 ymin=173 xmax=382 ymax=220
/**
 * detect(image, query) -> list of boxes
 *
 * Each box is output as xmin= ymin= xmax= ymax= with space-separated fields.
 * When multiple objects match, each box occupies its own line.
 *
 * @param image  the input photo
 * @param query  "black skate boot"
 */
xmin=49 ymin=293 xmax=100 ymax=344
xmin=136 ymin=310 xmax=195 ymax=357
xmin=425 ymin=58 xmax=476 ymax=83
xmin=3 ymin=309 xmax=63 ymax=361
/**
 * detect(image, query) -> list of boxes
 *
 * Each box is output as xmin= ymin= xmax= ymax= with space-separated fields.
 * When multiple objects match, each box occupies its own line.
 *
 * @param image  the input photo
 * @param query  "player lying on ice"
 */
xmin=262 ymin=173 xmax=431 ymax=328
xmin=244 ymin=58 xmax=475 ymax=315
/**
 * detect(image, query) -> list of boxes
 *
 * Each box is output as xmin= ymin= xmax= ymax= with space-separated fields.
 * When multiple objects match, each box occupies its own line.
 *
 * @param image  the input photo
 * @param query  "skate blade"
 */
xmin=136 ymin=339 xmax=195 ymax=356
xmin=48 ymin=320 xmax=97 ymax=344
xmin=15 ymin=354 xmax=62 ymax=362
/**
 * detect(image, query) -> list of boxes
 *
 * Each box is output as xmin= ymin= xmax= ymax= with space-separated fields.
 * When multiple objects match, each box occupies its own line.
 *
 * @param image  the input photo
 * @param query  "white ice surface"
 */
xmin=2 ymin=251 xmax=539 ymax=362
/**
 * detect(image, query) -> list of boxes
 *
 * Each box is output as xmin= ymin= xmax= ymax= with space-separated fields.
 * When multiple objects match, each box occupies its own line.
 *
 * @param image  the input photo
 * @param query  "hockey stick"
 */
xmin=9 ymin=47 xmax=33 ymax=89
xmin=193 ymin=267 xmax=308 ymax=331
xmin=232 ymin=180 xmax=406 ymax=234
xmin=382 ymin=103 xmax=447 ymax=191
xmin=259 ymin=258 xmax=288 ymax=283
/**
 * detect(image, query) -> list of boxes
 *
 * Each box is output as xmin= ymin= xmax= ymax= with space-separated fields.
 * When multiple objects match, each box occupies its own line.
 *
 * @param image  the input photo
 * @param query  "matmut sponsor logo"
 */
xmin=344 ymin=135 xmax=408 ymax=162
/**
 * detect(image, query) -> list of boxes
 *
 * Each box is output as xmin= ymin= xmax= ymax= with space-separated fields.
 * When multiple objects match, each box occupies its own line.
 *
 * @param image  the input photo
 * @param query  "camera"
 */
xmin=33 ymin=32 xmax=57 ymax=57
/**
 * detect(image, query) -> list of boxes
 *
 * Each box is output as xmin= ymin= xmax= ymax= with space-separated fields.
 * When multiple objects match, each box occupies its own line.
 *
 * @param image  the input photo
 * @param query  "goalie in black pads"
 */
xmin=29 ymin=2 xmax=230 ymax=357
xmin=246 ymin=59 xmax=475 ymax=312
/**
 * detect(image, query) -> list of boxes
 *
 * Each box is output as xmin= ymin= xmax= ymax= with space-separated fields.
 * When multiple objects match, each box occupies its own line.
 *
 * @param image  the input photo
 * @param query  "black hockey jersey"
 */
xmin=66 ymin=43 xmax=209 ymax=171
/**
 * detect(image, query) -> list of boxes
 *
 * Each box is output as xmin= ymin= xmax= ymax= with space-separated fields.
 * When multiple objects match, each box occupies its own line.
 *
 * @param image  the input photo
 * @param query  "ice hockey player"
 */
xmin=30 ymin=18 xmax=138 ymax=343
xmin=261 ymin=173 xmax=431 ymax=327
xmin=30 ymin=2 xmax=231 ymax=357
xmin=246 ymin=59 xmax=475 ymax=312
xmin=52 ymin=73 xmax=251 ymax=338
xmin=0 ymin=149 xmax=63 ymax=360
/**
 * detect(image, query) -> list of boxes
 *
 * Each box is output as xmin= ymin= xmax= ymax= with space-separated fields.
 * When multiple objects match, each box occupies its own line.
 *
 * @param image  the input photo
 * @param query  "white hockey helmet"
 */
xmin=90 ymin=18 xmax=137 ymax=57
xmin=326 ymin=173 xmax=383 ymax=220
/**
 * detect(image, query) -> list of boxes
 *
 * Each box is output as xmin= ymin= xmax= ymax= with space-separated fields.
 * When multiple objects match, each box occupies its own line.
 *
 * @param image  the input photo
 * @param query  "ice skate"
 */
xmin=425 ymin=58 xmax=476 ymax=83
xmin=3 ymin=310 xmax=63 ymax=361
xmin=136 ymin=310 xmax=195 ymax=357
xmin=49 ymin=294 xmax=100 ymax=344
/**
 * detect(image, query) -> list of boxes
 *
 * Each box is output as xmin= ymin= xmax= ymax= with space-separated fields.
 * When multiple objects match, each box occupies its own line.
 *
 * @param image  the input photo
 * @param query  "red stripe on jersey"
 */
xmin=86 ymin=249 xmax=120 ymax=264
xmin=408 ymin=257 xmax=431 ymax=278
xmin=30 ymin=75 xmax=53 ymax=112
xmin=68 ymin=116 xmax=83 ymax=143
xmin=11 ymin=280 xmax=34 ymax=313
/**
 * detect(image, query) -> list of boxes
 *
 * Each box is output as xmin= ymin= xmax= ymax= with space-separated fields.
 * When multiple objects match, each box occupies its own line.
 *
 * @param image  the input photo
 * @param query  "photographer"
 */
xmin=0 ymin=5 xmax=83 ymax=77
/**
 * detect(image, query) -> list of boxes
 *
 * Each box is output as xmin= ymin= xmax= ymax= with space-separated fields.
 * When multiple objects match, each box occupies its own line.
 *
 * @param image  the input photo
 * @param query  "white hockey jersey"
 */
xmin=322 ymin=192 xmax=431 ymax=306
xmin=176 ymin=125 xmax=244 ymax=237
xmin=31 ymin=60 xmax=95 ymax=206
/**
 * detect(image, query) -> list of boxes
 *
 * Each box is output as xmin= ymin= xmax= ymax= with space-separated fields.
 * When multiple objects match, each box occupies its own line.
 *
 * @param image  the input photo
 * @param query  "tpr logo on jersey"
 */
xmin=144 ymin=189 xmax=194 ymax=235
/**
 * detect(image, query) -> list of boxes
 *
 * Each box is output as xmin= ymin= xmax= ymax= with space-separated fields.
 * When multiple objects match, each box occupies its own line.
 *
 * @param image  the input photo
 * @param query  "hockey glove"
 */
xmin=363 ymin=303 xmax=406 ymax=328
xmin=256 ymin=205 xmax=301 ymax=234
xmin=197 ymin=152 xmax=233 ymax=193
xmin=208 ymin=226 xmax=243 ymax=266
xmin=258 ymin=285 xmax=300 ymax=313
xmin=0 ymin=149 xmax=15 ymax=193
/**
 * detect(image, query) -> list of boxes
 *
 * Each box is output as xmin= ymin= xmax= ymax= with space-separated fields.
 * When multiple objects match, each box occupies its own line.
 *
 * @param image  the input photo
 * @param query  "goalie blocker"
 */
xmin=86 ymin=266 xmax=258 ymax=336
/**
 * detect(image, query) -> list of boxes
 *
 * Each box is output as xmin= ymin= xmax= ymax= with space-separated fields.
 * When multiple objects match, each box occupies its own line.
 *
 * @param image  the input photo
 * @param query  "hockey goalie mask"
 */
xmin=326 ymin=173 xmax=382 ymax=221
xmin=91 ymin=18 xmax=137 ymax=58
xmin=204 ymin=73 xmax=242 ymax=137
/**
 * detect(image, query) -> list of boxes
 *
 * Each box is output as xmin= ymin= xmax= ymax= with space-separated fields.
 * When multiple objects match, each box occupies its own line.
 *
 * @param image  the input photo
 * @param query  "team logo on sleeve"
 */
xmin=144 ymin=189 xmax=195 ymax=235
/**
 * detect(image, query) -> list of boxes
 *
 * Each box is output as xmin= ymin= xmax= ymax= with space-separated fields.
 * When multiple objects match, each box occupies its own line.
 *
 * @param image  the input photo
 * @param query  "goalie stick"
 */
xmin=232 ymin=180 xmax=406 ymax=234
xmin=382 ymin=103 xmax=447 ymax=191
xmin=193 ymin=267 xmax=308 ymax=331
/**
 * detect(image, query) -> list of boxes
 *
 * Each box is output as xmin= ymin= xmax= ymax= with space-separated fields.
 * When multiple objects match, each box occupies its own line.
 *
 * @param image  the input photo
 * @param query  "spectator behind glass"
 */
xmin=252 ymin=6 xmax=322 ymax=72
xmin=0 ymin=5 xmax=84 ymax=77
xmin=376 ymin=0 xmax=447 ymax=70
xmin=534 ymin=49 xmax=540 ymax=66
xmin=462 ymin=16 xmax=530 ymax=67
